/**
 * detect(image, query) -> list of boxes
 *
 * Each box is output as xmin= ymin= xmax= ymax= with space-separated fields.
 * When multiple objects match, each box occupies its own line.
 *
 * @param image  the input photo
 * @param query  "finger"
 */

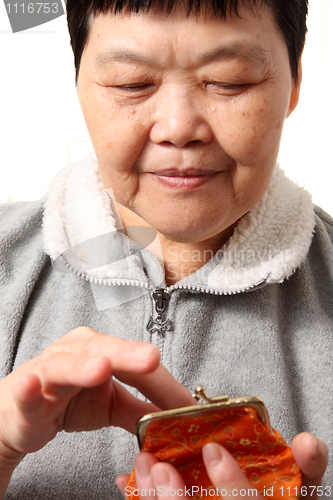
xmin=11 ymin=373 xmax=59 ymax=453
xmin=110 ymin=381 xmax=161 ymax=434
xmin=56 ymin=329 xmax=160 ymax=374
xmin=14 ymin=373 xmax=44 ymax=413
xmin=202 ymin=443 xmax=264 ymax=500
xmin=47 ymin=329 xmax=194 ymax=412
xmin=115 ymin=473 xmax=130 ymax=498
xmin=116 ymin=364 xmax=197 ymax=411
xmin=13 ymin=374 xmax=50 ymax=434
xmin=95 ymin=339 xmax=160 ymax=374
xmin=134 ymin=452 xmax=159 ymax=499
xmin=40 ymin=353 xmax=112 ymax=401
xmin=42 ymin=353 xmax=112 ymax=388
xmin=59 ymin=375 xmax=161 ymax=434
xmin=151 ymin=461 xmax=187 ymax=500
xmin=291 ymin=433 xmax=328 ymax=500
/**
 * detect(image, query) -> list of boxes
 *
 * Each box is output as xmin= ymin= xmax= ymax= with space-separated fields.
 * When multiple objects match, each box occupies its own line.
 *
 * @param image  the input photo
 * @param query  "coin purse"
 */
xmin=126 ymin=386 xmax=302 ymax=500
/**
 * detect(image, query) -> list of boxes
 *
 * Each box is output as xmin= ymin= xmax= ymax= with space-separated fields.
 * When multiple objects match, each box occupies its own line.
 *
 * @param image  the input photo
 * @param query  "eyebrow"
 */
xmin=94 ymin=49 xmax=156 ymax=67
xmin=94 ymin=43 xmax=270 ymax=69
xmin=198 ymin=43 xmax=270 ymax=66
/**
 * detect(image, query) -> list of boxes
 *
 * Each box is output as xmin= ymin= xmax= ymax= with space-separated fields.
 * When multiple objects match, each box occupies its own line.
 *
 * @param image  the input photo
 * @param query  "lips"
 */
xmin=149 ymin=169 xmax=218 ymax=190
xmin=152 ymin=168 xmax=217 ymax=177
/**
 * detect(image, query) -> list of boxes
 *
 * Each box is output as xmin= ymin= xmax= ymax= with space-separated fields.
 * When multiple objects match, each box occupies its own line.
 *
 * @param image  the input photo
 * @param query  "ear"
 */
xmin=286 ymin=59 xmax=302 ymax=117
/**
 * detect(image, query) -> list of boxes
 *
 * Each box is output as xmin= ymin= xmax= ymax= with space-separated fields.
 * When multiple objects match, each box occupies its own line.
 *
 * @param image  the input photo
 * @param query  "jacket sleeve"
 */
xmin=0 ymin=198 xmax=48 ymax=378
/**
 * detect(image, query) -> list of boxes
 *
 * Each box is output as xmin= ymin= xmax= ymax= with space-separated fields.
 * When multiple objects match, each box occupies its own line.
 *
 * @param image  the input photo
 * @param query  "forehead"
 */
xmin=85 ymin=4 xmax=284 ymax=69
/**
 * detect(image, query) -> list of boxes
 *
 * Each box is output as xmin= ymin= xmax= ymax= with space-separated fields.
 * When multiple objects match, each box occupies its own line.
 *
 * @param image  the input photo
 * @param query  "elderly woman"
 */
xmin=0 ymin=0 xmax=331 ymax=498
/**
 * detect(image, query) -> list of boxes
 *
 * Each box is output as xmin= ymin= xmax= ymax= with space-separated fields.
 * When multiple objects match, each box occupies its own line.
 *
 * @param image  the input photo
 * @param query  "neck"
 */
xmin=158 ymin=233 xmax=234 ymax=286
xmin=116 ymin=204 xmax=235 ymax=286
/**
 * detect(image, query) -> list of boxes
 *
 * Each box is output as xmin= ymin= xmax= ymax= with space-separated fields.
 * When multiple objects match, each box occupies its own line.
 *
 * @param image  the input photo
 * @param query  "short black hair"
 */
xmin=66 ymin=0 xmax=308 ymax=84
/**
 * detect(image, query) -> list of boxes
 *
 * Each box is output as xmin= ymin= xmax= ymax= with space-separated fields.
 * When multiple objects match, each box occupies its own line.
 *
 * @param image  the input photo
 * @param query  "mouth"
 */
xmin=149 ymin=169 xmax=218 ymax=190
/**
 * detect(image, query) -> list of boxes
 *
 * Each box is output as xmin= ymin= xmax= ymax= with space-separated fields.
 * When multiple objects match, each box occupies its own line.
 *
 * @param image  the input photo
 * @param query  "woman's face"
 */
xmin=77 ymin=4 xmax=300 ymax=244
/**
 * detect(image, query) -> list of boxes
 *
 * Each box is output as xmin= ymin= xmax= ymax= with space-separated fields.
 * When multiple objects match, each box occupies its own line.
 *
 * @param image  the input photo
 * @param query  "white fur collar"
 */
xmin=43 ymin=155 xmax=315 ymax=292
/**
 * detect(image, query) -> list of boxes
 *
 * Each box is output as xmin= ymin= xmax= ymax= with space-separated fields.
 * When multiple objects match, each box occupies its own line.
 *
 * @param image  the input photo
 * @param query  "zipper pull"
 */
xmin=153 ymin=289 xmax=169 ymax=314
xmin=146 ymin=288 xmax=172 ymax=336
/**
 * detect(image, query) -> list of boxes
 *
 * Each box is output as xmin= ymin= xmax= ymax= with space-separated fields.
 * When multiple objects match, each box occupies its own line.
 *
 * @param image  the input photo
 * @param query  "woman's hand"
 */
xmin=116 ymin=433 xmax=328 ymax=500
xmin=0 ymin=327 xmax=195 ymax=497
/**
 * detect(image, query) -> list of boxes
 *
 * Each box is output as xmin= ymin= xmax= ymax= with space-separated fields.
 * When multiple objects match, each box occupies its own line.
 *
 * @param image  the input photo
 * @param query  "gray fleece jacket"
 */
xmin=0 ymin=156 xmax=332 ymax=499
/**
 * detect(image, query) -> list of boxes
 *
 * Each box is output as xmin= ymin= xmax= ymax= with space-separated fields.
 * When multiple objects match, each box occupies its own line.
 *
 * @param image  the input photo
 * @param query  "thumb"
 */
xmin=291 ymin=432 xmax=328 ymax=498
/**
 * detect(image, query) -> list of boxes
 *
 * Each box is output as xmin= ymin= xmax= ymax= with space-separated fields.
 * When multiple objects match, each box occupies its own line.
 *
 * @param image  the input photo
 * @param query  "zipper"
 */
xmin=58 ymin=255 xmax=269 ymax=362
xmin=146 ymin=289 xmax=172 ymax=364
xmin=57 ymin=255 xmax=269 ymax=296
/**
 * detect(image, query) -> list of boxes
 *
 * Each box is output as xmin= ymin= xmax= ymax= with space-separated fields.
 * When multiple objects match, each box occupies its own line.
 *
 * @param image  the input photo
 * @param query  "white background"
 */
xmin=0 ymin=1 xmax=332 ymax=213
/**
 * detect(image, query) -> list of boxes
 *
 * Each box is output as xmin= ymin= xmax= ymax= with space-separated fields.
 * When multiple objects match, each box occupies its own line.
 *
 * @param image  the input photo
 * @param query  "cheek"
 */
xmin=82 ymin=93 xmax=147 ymax=158
xmin=212 ymin=91 xmax=288 ymax=165
xmin=80 ymin=87 xmax=151 ymax=185
xmin=79 ymin=87 xmax=154 ymax=207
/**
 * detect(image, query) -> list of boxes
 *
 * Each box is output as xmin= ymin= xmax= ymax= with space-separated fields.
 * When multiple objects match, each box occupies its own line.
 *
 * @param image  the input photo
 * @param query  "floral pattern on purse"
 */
xmin=127 ymin=386 xmax=302 ymax=499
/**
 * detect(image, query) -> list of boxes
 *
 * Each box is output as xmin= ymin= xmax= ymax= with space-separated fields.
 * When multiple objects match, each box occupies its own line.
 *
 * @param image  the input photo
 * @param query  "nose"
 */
xmin=149 ymin=85 xmax=214 ymax=148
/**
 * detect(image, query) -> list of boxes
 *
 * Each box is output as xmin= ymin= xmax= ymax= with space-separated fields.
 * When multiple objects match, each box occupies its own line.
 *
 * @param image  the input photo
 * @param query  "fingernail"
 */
xmin=135 ymin=455 xmax=151 ymax=481
xmin=203 ymin=443 xmax=223 ymax=467
xmin=152 ymin=465 xmax=170 ymax=487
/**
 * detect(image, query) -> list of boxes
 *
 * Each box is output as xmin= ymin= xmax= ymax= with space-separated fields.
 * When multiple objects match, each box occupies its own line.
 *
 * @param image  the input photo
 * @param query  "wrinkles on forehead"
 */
xmin=94 ymin=42 xmax=270 ymax=71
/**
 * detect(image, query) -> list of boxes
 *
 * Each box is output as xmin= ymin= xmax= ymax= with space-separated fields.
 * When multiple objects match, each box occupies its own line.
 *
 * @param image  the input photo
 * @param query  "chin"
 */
xmin=153 ymin=223 xmax=217 ymax=244
xmin=133 ymin=208 xmax=228 ymax=244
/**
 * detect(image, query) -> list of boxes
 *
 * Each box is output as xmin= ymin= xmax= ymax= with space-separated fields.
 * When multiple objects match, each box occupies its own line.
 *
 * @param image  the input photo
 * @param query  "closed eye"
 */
xmin=205 ymin=82 xmax=251 ymax=96
xmin=114 ymin=83 xmax=155 ymax=93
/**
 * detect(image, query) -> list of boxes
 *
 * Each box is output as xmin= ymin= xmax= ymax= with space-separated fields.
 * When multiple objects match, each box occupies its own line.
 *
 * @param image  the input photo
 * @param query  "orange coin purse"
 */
xmin=127 ymin=386 xmax=302 ymax=499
